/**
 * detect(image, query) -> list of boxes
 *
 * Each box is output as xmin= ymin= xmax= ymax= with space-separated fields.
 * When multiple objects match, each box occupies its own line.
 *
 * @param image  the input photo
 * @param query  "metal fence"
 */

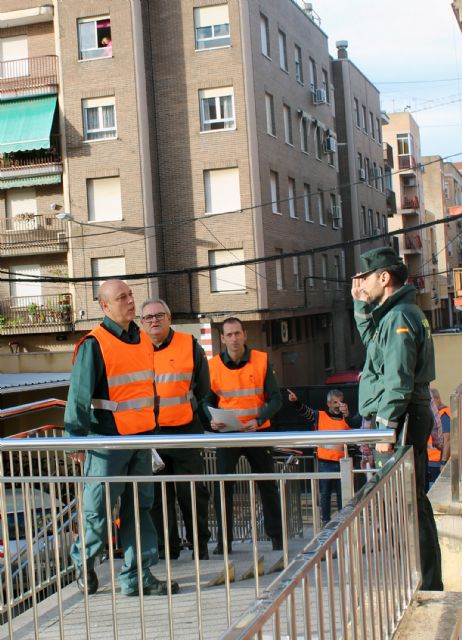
xmin=0 ymin=428 xmax=406 ymax=639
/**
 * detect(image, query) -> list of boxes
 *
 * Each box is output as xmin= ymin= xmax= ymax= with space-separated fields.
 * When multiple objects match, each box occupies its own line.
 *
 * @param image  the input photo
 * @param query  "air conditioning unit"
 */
xmin=280 ymin=320 xmax=289 ymax=343
xmin=314 ymin=88 xmax=327 ymax=104
xmin=403 ymin=176 xmax=416 ymax=187
xmin=359 ymin=168 xmax=366 ymax=181
xmin=323 ymin=136 xmax=337 ymax=153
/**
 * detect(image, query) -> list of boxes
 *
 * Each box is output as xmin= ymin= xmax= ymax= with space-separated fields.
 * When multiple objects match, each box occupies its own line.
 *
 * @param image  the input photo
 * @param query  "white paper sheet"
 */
xmin=208 ymin=406 xmax=243 ymax=431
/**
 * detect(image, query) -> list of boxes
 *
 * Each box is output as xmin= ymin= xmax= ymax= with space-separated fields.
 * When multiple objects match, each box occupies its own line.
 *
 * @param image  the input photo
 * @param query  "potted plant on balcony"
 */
xmin=28 ymin=302 xmax=38 ymax=323
xmin=45 ymin=300 xmax=58 ymax=323
xmin=58 ymin=294 xmax=71 ymax=322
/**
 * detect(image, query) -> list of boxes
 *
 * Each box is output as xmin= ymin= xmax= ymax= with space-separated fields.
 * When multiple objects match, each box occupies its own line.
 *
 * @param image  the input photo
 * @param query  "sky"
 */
xmin=308 ymin=0 xmax=462 ymax=163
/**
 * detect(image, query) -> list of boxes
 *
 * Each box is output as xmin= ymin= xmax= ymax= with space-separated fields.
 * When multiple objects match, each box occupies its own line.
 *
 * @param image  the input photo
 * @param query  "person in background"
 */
xmin=351 ymin=246 xmax=443 ymax=591
xmin=66 ymin=280 xmax=178 ymax=597
xmin=431 ymin=388 xmax=451 ymax=466
xmin=205 ymin=317 xmax=283 ymax=555
xmin=427 ymin=394 xmax=443 ymax=489
xmin=140 ymin=299 xmax=211 ymax=561
xmin=288 ymin=388 xmax=354 ymax=526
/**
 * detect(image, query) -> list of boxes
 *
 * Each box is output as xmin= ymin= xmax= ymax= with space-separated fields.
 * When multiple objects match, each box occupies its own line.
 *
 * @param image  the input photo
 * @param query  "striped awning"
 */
xmin=0 ymin=95 xmax=57 ymax=153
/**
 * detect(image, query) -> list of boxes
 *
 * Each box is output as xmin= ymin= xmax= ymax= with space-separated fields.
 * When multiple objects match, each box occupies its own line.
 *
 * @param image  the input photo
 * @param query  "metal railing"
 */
xmin=0 ymin=213 xmax=67 ymax=256
xmin=398 ymin=155 xmax=416 ymax=171
xmin=402 ymin=195 xmax=420 ymax=210
xmin=0 ymin=56 xmax=58 ymax=95
xmin=404 ymin=233 xmax=422 ymax=251
xmin=450 ymin=383 xmax=462 ymax=501
xmin=0 ymin=293 xmax=73 ymax=333
xmin=0 ymin=134 xmax=62 ymax=171
xmin=0 ymin=428 xmax=410 ymax=639
xmin=222 ymin=446 xmax=420 ymax=640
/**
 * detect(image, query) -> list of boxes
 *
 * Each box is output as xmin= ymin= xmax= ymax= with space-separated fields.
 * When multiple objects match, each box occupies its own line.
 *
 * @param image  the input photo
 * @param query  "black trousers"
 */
xmin=151 ymin=447 xmax=210 ymax=554
xmin=214 ymin=446 xmax=282 ymax=546
xmin=404 ymin=405 xmax=443 ymax=591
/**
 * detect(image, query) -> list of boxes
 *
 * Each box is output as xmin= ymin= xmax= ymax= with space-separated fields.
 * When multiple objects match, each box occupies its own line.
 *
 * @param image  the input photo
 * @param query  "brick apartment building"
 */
xmin=0 ymin=0 xmax=391 ymax=384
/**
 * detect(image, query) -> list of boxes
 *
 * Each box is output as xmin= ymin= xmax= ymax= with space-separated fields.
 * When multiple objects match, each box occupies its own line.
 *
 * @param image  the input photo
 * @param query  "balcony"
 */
xmin=0 ymin=294 xmax=73 ymax=335
xmin=408 ymin=276 xmax=425 ymax=291
xmin=404 ymin=233 xmax=423 ymax=252
xmin=0 ymin=214 xmax=67 ymax=257
xmin=0 ymin=133 xmax=62 ymax=188
xmin=402 ymin=195 xmax=420 ymax=211
xmin=386 ymin=188 xmax=397 ymax=215
xmin=0 ymin=56 xmax=58 ymax=98
xmin=398 ymin=154 xmax=416 ymax=172
xmin=383 ymin=142 xmax=394 ymax=168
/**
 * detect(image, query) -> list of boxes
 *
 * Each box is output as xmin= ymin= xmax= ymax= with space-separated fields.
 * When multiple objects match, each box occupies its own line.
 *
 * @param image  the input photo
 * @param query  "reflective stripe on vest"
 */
xmin=153 ymin=331 xmax=194 ymax=426
xmin=75 ymin=325 xmax=155 ymax=435
xmin=316 ymin=410 xmax=350 ymax=462
xmin=209 ymin=349 xmax=270 ymax=429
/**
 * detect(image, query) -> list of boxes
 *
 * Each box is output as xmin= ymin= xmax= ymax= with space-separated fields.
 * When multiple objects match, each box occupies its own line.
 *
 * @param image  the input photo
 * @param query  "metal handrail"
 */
xmin=0 ymin=429 xmax=396 ymax=451
xmin=0 ymin=399 xmax=66 ymax=421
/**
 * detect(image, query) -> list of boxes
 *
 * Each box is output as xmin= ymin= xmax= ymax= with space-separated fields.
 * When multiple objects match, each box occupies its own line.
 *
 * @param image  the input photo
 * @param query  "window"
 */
xmin=334 ymin=255 xmax=340 ymax=289
xmin=204 ymin=168 xmax=241 ymax=214
xmin=199 ymin=87 xmax=235 ymax=131
xmin=361 ymin=205 xmax=367 ymax=235
xmin=307 ymin=254 xmax=314 ymax=287
xmin=340 ymin=250 xmax=346 ymax=280
xmin=209 ymin=249 xmax=245 ymax=292
xmin=265 ymin=93 xmax=276 ymax=136
xmin=288 ymin=177 xmax=297 ymax=218
xmin=381 ymin=215 xmax=386 ymax=234
xmin=91 ymin=257 xmax=125 ymax=299
xmin=376 ymin=117 xmax=382 ymax=143
xmin=82 ymin=96 xmax=116 ymax=141
xmin=294 ymin=45 xmax=303 ymax=83
xmin=368 ymin=208 xmax=373 ymax=235
xmin=375 ymin=211 xmax=381 ymax=234
xmin=369 ymin=112 xmax=375 ymax=139
xmin=322 ymin=69 xmax=329 ymax=102
xmin=283 ymin=104 xmax=293 ymax=145
xmin=397 ymin=133 xmax=414 ymax=156
xmin=322 ymin=254 xmax=328 ymax=287
xmin=357 ymin=152 xmax=363 ymax=173
xmin=354 ymin=98 xmax=360 ymax=127
xmin=260 ymin=13 xmax=270 ymax=57
xmin=0 ymin=35 xmax=28 ymax=78
xmin=303 ymin=184 xmax=312 ymax=222
xmin=315 ymin=126 xmax=323 ymax=159
xmin=78 ymin=16 xmax=112 ymax=60
xmin=317 ymin=193 xmax=325 ymax=225
xmin=300 ymin=116 xmax=309 ymax=153
xmin=275 ymin=248 xmax=284 ymax=290
xmin=194 ymin=5 xmax=230 ymax=49
xmin=270 ymin=171 xmax=281 ymax=214
xmin=372 ymin=161 xmax=378 ymax=188
xmin=330 ymin=193 xmax=340 ymax=229
xmin=309 ymin=57 xmax=317 ymax=92
xmin=87 ymin=176 xmax=122 ymax=222
xmin=292 ymin=256 xmax=301 ymax=289
xmin=6 ymin=187 xmax=37 ymax=230
xmin=378 ymin=166 xmax=384 ymax=191
xmin=10 ymin=264 xmax=41 ymax=299
xmin=365 ymin=158 xmax=371 ymax=185
xmin=278 ymin=30 xmax=287 ymax=71
xmin=362 ymin=105 xmax=367 ymax=132
xmin=444 ymin=181 xmax=449 ymax=199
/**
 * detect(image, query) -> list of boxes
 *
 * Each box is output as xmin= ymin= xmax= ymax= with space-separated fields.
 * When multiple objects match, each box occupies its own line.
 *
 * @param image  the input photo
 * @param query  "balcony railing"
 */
xmin=398 ymin=154 xmax=417 ymax=171
xmin=0 ymin=134 xmax=61 ymax=173
xmin=402 ymin=195 xmax=420 ymax=210
xmin=383 ymin=142 xmax=394 ymax=168
xmin=0 ymin=293 xmax=73 ymax=334
xmin=0 ymin=214 xmax=67 ymax=256
xmin=404 ymin=233 xmax=422 ymax=251
xmin=386 ymin=188 xmax=397 ymax=214
xmin=0 ymin=55 xmax=58 ymax=96
xmin=408 ymin=276 xmax=425 ymax=290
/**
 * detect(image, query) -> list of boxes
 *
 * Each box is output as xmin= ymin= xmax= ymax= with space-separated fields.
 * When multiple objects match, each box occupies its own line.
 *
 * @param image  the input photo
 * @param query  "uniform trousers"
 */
xmin=151 ymin=447 xmax=210 ymax=555
xmin=70 ymin=448 xmax=157 ymax=594
xmin=214 ymin=446 xmax=282 ymax=547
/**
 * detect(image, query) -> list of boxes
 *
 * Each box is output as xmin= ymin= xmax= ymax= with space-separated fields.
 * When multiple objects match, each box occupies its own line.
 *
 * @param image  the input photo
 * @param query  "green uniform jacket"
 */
xmin=354 ymin=284 xmax=434 ymax=429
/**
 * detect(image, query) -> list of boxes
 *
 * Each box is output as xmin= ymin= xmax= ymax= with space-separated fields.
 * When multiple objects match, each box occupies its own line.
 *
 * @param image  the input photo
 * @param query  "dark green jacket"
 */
xmin=354 ymin=284 xmax=434 ymax=429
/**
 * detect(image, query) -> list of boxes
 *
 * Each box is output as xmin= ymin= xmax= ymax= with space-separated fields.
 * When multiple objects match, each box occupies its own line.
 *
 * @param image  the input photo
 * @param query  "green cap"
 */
xmin=353 ymin=247 xmax=403 ymax=278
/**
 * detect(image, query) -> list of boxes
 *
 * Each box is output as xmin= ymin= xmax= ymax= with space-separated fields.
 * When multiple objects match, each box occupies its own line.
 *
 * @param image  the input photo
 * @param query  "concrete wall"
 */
xmin=433 ymin=333 xmax=462 ymax=402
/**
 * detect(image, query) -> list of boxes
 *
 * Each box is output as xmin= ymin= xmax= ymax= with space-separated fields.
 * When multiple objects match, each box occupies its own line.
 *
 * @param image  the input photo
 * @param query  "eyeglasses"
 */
xmin=141 ymin=313 xmax=167 ymax=322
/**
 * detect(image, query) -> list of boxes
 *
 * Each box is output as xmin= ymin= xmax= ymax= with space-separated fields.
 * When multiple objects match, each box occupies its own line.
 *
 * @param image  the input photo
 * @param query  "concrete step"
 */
xmin=393 ymin=591 xmax=462 ymax=640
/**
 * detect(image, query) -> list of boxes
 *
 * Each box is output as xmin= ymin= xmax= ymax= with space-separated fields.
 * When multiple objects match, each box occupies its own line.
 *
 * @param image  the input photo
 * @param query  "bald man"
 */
xmin=65 ymin=279 xmax=179 ymax=597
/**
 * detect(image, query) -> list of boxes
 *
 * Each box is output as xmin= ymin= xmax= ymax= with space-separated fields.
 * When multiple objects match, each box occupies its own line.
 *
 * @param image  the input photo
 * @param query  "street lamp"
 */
xmin=55 ymin=212 xmax=144 ymax=234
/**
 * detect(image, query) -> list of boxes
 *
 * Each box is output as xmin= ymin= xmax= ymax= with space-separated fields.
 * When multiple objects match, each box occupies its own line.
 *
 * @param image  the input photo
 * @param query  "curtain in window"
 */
xmin=102 ymin=106 xmax=115 ymax=129
xmin=220 ymin=95 xmax=233 ymax=127
xmin=78 ymin=22 xmax=96 ymax=54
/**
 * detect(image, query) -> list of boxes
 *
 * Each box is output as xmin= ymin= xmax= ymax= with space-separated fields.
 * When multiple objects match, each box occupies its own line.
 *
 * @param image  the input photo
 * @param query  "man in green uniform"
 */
xmin=66 ymin=279 xmax=179 ymax=596
xmin=351 ymin=247 xmax=443 ymax=591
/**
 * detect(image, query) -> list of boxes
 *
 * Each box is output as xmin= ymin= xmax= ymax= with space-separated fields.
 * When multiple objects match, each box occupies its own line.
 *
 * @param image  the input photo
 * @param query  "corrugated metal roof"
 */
xmin=0 ymin=373 xmax=70 ymax=394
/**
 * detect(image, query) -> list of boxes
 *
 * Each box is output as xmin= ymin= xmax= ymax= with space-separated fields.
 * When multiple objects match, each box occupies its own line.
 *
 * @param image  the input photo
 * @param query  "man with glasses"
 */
xmin=140 ymin=299 xmax=211 ymax=560
xmin=351 ymin=246 xmax=443 ymax=591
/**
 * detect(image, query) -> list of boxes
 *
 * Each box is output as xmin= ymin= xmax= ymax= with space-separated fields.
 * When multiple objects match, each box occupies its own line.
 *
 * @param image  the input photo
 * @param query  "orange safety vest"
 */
xmin=439 ymin=406 xmax=451 ymax=419
xmin=427 ymin=436 xmax=441 ymax=463
xmin=73 ymin=325 xmax=155 ymax=435
xmin=153 ymin=331 xmax=194 ymax=427
xmin=209 ymin=349 xmax=270 ymax=429
xmin=316 ymin=411 xmax=350 ymax=462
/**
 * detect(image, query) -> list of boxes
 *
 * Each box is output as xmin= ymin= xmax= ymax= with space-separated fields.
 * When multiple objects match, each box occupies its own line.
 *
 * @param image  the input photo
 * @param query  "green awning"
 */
xmin=0 ymin=174 xmax=62 ymax=190
xmin=0 ymin=96 xmax=57 ymax=154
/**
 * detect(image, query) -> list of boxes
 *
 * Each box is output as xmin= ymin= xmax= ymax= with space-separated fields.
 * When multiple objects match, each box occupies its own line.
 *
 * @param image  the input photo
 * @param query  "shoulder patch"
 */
xmin=396 ymin=327 xmax=409 ymax=334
